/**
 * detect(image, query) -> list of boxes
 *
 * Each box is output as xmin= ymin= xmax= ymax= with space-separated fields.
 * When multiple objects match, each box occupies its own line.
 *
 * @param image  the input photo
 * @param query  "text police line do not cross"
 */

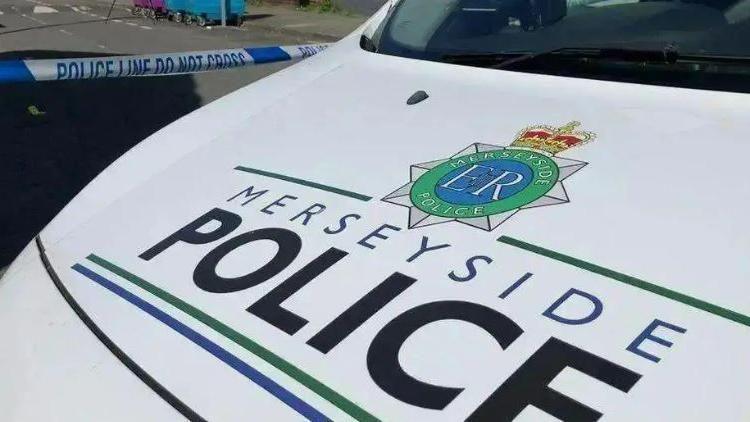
xmin=0 ymin=45 xmax=330 ymax=84
xmin=139 ymin=207 xmax=665 ymax=420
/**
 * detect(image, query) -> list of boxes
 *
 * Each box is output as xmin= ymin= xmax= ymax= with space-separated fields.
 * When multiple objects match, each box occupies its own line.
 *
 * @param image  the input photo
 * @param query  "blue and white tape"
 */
xmin=0 ymin=44 xmax=329 ymax=83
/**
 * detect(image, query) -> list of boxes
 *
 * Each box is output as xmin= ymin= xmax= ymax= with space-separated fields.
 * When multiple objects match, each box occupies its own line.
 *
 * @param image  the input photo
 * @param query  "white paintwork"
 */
xmin=2 ymin=2 xmax=750 ymax=420
xmin=0 ymin=244 xmax=182 ymax=421
xmin=32 ymin=5 xmax=57 ymax=13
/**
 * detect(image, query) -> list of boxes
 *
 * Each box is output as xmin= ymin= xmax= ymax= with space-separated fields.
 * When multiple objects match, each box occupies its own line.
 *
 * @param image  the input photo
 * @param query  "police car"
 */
xmin=2 ymin=0 xmax=749 ymax=420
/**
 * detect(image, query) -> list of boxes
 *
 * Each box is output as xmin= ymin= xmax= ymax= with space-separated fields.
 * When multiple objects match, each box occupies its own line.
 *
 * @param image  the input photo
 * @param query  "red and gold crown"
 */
xmin=510 ymin=121 xmax=595 ymax=155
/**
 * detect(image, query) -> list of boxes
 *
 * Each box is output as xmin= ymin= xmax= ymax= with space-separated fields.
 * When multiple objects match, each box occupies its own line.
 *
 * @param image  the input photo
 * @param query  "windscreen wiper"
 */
xmin=491 ymin=45 xmax=681 ymax=68
xmin=443 ymin=46 xmax=679 ymax=68
xmin=360 ymin=34 xmax=378 ymax=52
xmin=444 ymin=45 xmax=750 ymax=69
xmin=442 ymin=51 xmax=526 ymax=66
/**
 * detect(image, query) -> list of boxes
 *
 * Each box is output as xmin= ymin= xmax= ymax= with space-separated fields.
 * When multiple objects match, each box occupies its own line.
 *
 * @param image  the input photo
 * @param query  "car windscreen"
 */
xmin=369 ymin=0 xmax=750 ymax=91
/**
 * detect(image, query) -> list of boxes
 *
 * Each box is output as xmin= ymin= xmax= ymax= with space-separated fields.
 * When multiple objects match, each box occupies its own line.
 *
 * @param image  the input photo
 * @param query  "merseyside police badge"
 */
xmin=383 ymin=121 xmax=596 ymax=231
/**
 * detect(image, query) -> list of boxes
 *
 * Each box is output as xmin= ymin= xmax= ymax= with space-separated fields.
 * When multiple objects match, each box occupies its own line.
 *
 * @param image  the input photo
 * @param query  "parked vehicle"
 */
xmin=4 ymin=0 xmax=750 ymax=420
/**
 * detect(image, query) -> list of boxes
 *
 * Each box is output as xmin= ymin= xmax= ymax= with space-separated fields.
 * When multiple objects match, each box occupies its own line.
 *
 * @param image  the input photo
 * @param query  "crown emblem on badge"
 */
xmin=511 ymin=121 xmax=595 ymax=155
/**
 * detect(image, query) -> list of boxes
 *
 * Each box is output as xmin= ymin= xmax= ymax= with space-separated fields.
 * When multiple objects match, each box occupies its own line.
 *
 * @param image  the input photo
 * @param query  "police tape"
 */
xmin=0 ymin=44 xmax=330 ymax=83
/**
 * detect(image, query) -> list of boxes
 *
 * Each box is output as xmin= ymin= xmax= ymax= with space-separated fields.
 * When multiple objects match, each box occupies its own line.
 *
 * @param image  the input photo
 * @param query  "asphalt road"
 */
xmin=337 ymin=0 xmax=387 ymax=15
xmin=0 ymin=0 xmax=326 ymax=267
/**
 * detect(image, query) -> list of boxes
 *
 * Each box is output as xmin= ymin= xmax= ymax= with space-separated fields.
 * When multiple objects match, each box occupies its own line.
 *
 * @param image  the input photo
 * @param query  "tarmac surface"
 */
xmin=337 ymin=0 xmax=387 ymax=15
xmin=0 ymin=0 xmax=365 ymax=268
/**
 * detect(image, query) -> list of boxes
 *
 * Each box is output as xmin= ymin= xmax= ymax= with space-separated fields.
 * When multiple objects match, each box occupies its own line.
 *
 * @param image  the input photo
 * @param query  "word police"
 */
xmin=138 ymin=185 xmax=688 ymax=420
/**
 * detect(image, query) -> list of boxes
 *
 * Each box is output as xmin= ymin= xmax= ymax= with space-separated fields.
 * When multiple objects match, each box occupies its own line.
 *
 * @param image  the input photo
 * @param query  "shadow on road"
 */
xmin=0 ymin=50 xmax=202 ymax=265
xmin=244 ymin=13 xmax=274 ymax=21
